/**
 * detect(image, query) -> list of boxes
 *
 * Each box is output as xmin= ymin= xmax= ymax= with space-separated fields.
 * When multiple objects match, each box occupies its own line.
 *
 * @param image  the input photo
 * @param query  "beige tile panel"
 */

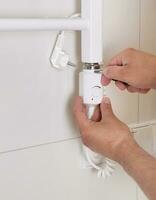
xmin=139 ymin=0 xmax=156 ymax=122
xmin=135 ymin=127 xmax=154 ymax=200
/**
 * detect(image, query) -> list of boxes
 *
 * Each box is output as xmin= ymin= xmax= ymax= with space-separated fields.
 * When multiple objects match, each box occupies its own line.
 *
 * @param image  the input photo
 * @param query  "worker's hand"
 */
xmin=73 ymin=96 xmax=137 ymax=163
xmin=102 ymin=48 xmax=156 ymax=93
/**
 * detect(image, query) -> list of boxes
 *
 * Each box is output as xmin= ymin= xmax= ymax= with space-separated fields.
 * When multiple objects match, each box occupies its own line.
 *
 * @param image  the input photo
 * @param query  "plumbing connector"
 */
xmin=49 ymin=13 xmax=80 ymax=70
xmin=50 ymin=31 xmax=74 ymax=70
xmin=79 ymin=63 xmax=104 ymax=105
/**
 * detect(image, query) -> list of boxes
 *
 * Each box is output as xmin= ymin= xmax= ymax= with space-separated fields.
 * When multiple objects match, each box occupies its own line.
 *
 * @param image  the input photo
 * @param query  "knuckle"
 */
xmin=126 ymin=48 xmax=135 ymax=53
xmin=123 ymin=48 xmax=135 ymax=59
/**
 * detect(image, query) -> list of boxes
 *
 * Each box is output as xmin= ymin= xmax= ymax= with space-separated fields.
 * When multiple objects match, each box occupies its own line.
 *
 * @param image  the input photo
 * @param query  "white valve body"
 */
xmin=79 ymin=69 xmax=103 ymax=105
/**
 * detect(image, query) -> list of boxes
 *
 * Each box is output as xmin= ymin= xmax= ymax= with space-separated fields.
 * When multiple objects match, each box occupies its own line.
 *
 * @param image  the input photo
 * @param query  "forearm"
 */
xmin=119 ymin=140 xmax=156 ymax=200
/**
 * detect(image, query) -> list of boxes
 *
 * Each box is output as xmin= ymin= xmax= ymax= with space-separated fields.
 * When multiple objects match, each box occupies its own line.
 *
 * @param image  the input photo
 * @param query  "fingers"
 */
xmin=91 ymin=105 xmax=101 ymax=122
xmin=138 ymin=88 xmax=151 ymax=94
xmin=102 ymin=53 xmax=125 ymax=86
xmin=73 ymin=96 xmax=90 ymax=130
xmin=124 ymin=85 xmax=150 ymax=93
xmin=101 ymin=74 xmax=111 ymax=86
xmin=126 ymin=86 xmax=140 ymax=93
xmin=103 ymin=66 xmax=129 ymax=83
xmin=100 ymin=97 xmax=114 ymax=120
xmin=73 ymin=96 xmax=115 ymax=127
xmin=116 ymin=84 xmax=150 ymax=93
xmin=102 ymin=72 xmax=150 ymax=94
xmin=103 ymin=48 xmax=135 ymax=86
xmin=115 ymin=81 xmax=127 ymax=90
xmin=101 ymin=69 xmax=127 ymax=87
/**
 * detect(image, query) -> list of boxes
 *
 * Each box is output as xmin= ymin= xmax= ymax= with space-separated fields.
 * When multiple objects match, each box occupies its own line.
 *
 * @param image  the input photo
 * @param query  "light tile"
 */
xmin=152 ymin=125 xmax=156 ymax=156
xmin=103 ymin=0 xmax=140 ymax=61
xmin=140 ymin=0 xmax=156 ymax=54
xmin=103 ymin=0 xmax=140 ymax=124
xmin=139 ymin=90 xmax=156 ymax=122
xmin=135 ymin=127 xmax=154 ymax=200
xmin=107 ymin=84 xmax=139 ymax=125
xmin=0 ymin=0 xmax=78 ymax=18
xmin=134 ymin=127 xmax=153 ymax=155
xmin=0 ymin=139 xmax=137 ymax=200
xmin=139 ymin=0 xmax=156 ymax=122
xmin=137 ymin=5 xmax=156 ymax=199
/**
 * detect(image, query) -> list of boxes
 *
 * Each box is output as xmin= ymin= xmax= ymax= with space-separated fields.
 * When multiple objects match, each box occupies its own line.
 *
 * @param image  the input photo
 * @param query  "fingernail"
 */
xmin=103 ymin=96 xmax=111 ymax=104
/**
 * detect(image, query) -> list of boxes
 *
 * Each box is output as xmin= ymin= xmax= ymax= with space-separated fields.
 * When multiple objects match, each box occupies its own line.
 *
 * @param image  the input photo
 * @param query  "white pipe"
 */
xmin=0 ymin=18 xmax=89 ymax=31
xmin=81 ymin=0 xmax=103 ymax=63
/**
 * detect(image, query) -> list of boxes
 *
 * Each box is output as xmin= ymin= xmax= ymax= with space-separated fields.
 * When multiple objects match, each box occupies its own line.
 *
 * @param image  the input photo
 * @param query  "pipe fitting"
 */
xmin=83 ymin=63 xmax=101 ymax=70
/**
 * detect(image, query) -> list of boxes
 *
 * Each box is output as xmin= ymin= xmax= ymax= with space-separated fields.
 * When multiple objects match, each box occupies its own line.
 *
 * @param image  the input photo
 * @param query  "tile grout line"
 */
xmin=136 ymin=0 xmax=142 ymax=200
xmin=137 ymin=0 xmax=142 ymax=125
xmin=0 ymin=136 xmax=81 ymax=155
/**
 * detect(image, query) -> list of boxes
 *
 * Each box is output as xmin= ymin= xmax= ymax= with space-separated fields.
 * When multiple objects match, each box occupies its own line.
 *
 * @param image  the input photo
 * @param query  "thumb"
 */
xmin=103 ymin=66 xmax=129 ymax=83
xmin=73 ymin=96 xmax=90 ymax=130
xmin=100 ymin=97 xmax=114 ymax=120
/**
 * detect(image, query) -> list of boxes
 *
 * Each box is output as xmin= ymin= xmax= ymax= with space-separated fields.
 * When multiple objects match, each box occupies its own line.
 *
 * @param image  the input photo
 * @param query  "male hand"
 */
xmin=73 ymin=96 xmax=137 ymax=163
xmin=102 ymin=48 xmax=156 ymax=93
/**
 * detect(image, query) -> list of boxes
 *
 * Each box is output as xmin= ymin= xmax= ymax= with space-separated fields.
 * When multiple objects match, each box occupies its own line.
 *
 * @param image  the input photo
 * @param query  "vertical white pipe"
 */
xmin=81 ymin=0 xmax=103 ymax=63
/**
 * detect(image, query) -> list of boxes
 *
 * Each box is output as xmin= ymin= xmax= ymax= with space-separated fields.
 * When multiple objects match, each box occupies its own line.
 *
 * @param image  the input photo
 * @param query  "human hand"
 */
xmin=73 ymin=96 xmax=137 ymax=163
xmin=102 ymin=48 xmax=156 ymax=93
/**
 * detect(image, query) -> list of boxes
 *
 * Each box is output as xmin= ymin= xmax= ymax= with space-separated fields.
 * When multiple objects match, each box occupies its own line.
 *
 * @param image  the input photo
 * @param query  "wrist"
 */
xmin=114 ymin=135 xmax=141 ymax=167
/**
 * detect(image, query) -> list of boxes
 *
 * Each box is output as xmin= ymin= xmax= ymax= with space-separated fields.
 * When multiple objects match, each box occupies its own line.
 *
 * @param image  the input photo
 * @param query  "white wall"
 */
xmin=0 ymin=0 xmax=155 ymax=199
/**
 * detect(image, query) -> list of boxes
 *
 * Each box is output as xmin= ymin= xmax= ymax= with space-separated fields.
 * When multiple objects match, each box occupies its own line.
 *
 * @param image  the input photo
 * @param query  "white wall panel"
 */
xmin=0 ymin=0 xmax=80 ymax=18
xmin=0 ymin=32 xmax=79 ymax=152
xmin=0 ymin=139 xmax=137 ymax=200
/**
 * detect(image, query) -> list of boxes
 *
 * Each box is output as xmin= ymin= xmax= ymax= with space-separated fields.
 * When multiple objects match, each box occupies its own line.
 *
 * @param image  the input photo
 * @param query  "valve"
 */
xmin=79 ymin=63 xmax=104 ymax=105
